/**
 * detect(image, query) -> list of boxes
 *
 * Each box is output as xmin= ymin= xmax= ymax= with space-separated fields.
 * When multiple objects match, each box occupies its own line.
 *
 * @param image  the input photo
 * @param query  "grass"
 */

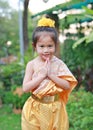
xmin=0 ymin=105 xmax=21 ymax=130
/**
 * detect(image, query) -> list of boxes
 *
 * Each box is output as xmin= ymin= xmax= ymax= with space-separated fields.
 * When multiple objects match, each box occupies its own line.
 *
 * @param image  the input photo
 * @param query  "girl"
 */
xmin=21 ymin=17 xmax=78 ymax=130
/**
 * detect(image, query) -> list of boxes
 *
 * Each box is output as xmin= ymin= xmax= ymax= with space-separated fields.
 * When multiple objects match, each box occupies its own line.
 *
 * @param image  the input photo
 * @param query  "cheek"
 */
xmin=50 ymin=48 xmax=55 ymax=53
xmin=36 ymin=48 xmax=42 ymax=54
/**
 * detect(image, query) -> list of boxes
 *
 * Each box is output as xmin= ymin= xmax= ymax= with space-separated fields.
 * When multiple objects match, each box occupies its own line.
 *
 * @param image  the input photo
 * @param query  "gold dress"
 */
xmin=21 ymin=56 xmax=78 ymax=130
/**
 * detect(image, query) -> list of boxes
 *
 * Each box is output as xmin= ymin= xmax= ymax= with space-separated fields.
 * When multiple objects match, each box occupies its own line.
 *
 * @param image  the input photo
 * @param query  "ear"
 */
xmin=32 ymin=43 xmax=36 ymax=51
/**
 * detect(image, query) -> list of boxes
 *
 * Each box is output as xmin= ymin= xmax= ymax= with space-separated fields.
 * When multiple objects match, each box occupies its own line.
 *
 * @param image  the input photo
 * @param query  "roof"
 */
xmin=31 ymin=0 xmax=93 ymax=18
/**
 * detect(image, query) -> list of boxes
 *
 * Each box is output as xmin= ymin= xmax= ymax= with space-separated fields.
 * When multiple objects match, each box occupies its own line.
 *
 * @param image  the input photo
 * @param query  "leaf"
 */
xmin=86 ymin=31 xmax=93 ymax=44
xmin=85 ymin=14 xmax=93 ymax=19
xmin=72 ymin=37 xmax=86 ymax=49
xmin=82 ymin=6 xmax=93 ymax=15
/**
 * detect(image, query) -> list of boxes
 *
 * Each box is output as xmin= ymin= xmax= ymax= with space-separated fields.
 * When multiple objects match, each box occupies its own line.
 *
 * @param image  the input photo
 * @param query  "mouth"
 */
xmin=42 ymin=54 xmax=50 ymax=60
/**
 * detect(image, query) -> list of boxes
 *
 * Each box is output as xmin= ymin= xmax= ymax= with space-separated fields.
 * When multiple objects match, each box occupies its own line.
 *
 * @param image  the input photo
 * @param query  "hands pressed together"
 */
xmin=38 ymin=58 xmax=52 ymax=79
xmin=38 ymin=58 xmax=70 ymax=90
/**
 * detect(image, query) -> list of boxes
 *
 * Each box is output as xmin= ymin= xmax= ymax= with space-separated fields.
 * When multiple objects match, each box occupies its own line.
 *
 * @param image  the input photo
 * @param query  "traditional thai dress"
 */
xmin=21 ymin=56 xmax=78 ymax=130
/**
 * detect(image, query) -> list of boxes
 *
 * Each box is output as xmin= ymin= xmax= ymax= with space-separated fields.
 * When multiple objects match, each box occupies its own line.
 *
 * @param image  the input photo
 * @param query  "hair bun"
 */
xmin=37 ymin=17 xmax=55 ymax=27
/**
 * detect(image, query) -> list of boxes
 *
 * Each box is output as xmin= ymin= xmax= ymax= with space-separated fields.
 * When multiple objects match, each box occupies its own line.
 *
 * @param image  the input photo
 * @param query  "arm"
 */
xmin=48 ymin=74 xmax=70 ymax=90
xmin=22 ymin=61 xmax=44 ymax=92
xmin=23 ymin=61 xmax=47 ymax=92
xmin=47 ymin=59 xmax=70 ymax=90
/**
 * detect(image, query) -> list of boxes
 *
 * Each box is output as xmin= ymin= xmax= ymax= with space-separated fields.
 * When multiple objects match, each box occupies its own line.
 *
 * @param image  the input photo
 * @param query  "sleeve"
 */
xmin=57 ymin=61 xmax=78 ymax=104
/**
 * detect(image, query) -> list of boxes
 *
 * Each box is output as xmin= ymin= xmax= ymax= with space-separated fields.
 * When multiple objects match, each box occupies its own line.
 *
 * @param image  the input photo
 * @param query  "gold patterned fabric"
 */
xmin=21 ymin=57 xmax=78 ymax=130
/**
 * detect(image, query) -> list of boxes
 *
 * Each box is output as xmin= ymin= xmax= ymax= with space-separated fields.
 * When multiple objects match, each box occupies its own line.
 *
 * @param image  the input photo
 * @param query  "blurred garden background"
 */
xmin=0 ymin=0 xmax=93 ymax=130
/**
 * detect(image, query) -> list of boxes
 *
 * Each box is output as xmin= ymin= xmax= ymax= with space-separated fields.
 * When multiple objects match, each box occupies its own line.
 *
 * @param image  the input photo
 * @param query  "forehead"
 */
xmin=38 ymin=31 xmax=53 ymax=38
xmin=37 ymin=32 xmax=54 ymax=43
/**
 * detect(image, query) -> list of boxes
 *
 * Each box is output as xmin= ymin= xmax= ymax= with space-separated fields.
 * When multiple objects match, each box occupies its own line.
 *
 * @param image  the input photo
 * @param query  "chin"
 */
xmin=42 ymin=56 xmax=49 ymax=61
xmin=42 ymin=57 xmax=47 ymax=61
xmin=41 ymin=55 xmax=52 ymax=61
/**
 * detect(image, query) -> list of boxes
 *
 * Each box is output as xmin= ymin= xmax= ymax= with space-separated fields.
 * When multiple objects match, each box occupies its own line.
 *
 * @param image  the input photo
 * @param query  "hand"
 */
xmin=47 ymin=58 xmax=51 ymax=77
xmin=38 ymin=60 xmax=48 ymax=78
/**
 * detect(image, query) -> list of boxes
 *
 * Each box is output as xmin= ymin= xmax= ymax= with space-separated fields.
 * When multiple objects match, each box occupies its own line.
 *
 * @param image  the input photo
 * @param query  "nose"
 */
xmin=43 ymin=47 xmax=48 ymax=53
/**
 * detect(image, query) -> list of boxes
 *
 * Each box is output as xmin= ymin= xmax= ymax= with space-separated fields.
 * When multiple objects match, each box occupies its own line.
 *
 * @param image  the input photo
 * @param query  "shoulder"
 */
xmin=26 ymin=57 xmax=38 ymax=69
xmin=54 ymin=56 xmax=66 ymax=66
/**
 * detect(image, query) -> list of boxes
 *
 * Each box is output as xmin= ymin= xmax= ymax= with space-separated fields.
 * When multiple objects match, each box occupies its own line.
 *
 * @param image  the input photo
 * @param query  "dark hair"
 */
xmin=32 ymin=26 xmax=58 ymax=47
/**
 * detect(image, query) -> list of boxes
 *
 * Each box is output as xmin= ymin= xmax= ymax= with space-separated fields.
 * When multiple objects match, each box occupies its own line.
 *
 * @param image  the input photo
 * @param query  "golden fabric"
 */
xmin=21 ymin=57 xmax=78 ymax=130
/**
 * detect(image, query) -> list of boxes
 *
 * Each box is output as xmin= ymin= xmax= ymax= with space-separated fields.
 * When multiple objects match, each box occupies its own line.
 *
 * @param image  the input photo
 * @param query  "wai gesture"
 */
xmin=38 ymin=58 xmax=51 ymax=79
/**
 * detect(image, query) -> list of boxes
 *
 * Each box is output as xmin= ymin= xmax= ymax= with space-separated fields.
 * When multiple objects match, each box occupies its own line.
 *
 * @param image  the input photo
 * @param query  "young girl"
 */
xmin=21 ymin=17 xmax=78 ymax=130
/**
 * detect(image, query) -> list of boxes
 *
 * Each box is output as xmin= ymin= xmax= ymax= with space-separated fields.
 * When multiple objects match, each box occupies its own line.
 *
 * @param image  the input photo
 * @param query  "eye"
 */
xmin=48 ymin=45 xmax=53 ymax=48
xmin=40 ymin=45 xmax=44 ymax=48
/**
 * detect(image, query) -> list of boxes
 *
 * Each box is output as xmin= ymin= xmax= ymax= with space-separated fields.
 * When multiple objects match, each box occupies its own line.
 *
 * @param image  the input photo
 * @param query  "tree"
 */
xmin=23 ymin=0 xmax=30 ymax=51
xmin=0 ymin=0 xmax=19 ymax=57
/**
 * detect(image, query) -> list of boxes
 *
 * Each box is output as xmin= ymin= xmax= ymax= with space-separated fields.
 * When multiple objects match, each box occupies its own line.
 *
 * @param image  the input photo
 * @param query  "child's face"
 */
xmin=35 ymin=32 xmax=56 ymax=61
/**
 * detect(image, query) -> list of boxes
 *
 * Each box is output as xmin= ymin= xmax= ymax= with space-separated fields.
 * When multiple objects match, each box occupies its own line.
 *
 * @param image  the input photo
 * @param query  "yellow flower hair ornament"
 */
xmin=37 ymin=17 xmax=55 ymax=27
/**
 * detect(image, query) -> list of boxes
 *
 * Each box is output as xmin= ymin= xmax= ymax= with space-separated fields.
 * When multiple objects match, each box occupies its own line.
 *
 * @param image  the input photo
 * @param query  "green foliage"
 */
xmin=1 ymin=62 xmax=24 ymax=77
xmin=0 ymin=61 xmax=25 ymax=90
xmin=2 ymin=85 xmax=31 ymax=109
xmin=59 ymin=6 xmax=93 ymax=90
xmin=24 ymin=43 xmax=34 ymax=64
xmin=67 ymin=90 xmax=93 ymax=130
xmin=73 ymin=31 xmax=93 ymax=49
xmin=60 ymin=13 xmax=86 ymax=30
xmin=73 ymin=8 xmax=93 ymax=48
xmin=61 ymin=38 xmax=93 ymax=91
xmin=83 ymin=6 xmax=93 ymax=16
xmin=0 ymin=60 xmax=31 ymax=109
xmin=0 ymin=0 xmax=19 ymax=57
xmin=61 ymin=39 xmax=78 ymax=71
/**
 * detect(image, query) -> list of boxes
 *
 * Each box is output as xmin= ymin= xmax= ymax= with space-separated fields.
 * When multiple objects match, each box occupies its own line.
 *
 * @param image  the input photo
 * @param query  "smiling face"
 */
xmin=35 ymin=32 xmax=56 ymax=61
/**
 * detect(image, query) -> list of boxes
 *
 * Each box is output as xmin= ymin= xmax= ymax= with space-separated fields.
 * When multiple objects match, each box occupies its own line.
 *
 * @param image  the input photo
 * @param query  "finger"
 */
xmin=44 ymin=58 xmax=48 ymax=65
xmin=46 ymin=57 xmax=49 ymax=62
xmin=47 ymin=60 xmax=50 ymax=73
xmin=44 ymin=60 xmax=48 ymax=67
xmin=47 ymin=58 xmax=50 ymax=65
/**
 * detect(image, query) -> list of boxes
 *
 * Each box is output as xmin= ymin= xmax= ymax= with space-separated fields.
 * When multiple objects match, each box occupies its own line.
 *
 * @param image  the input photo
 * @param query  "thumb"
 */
xmin=44 ymin=59 xmax=48 ymax=66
